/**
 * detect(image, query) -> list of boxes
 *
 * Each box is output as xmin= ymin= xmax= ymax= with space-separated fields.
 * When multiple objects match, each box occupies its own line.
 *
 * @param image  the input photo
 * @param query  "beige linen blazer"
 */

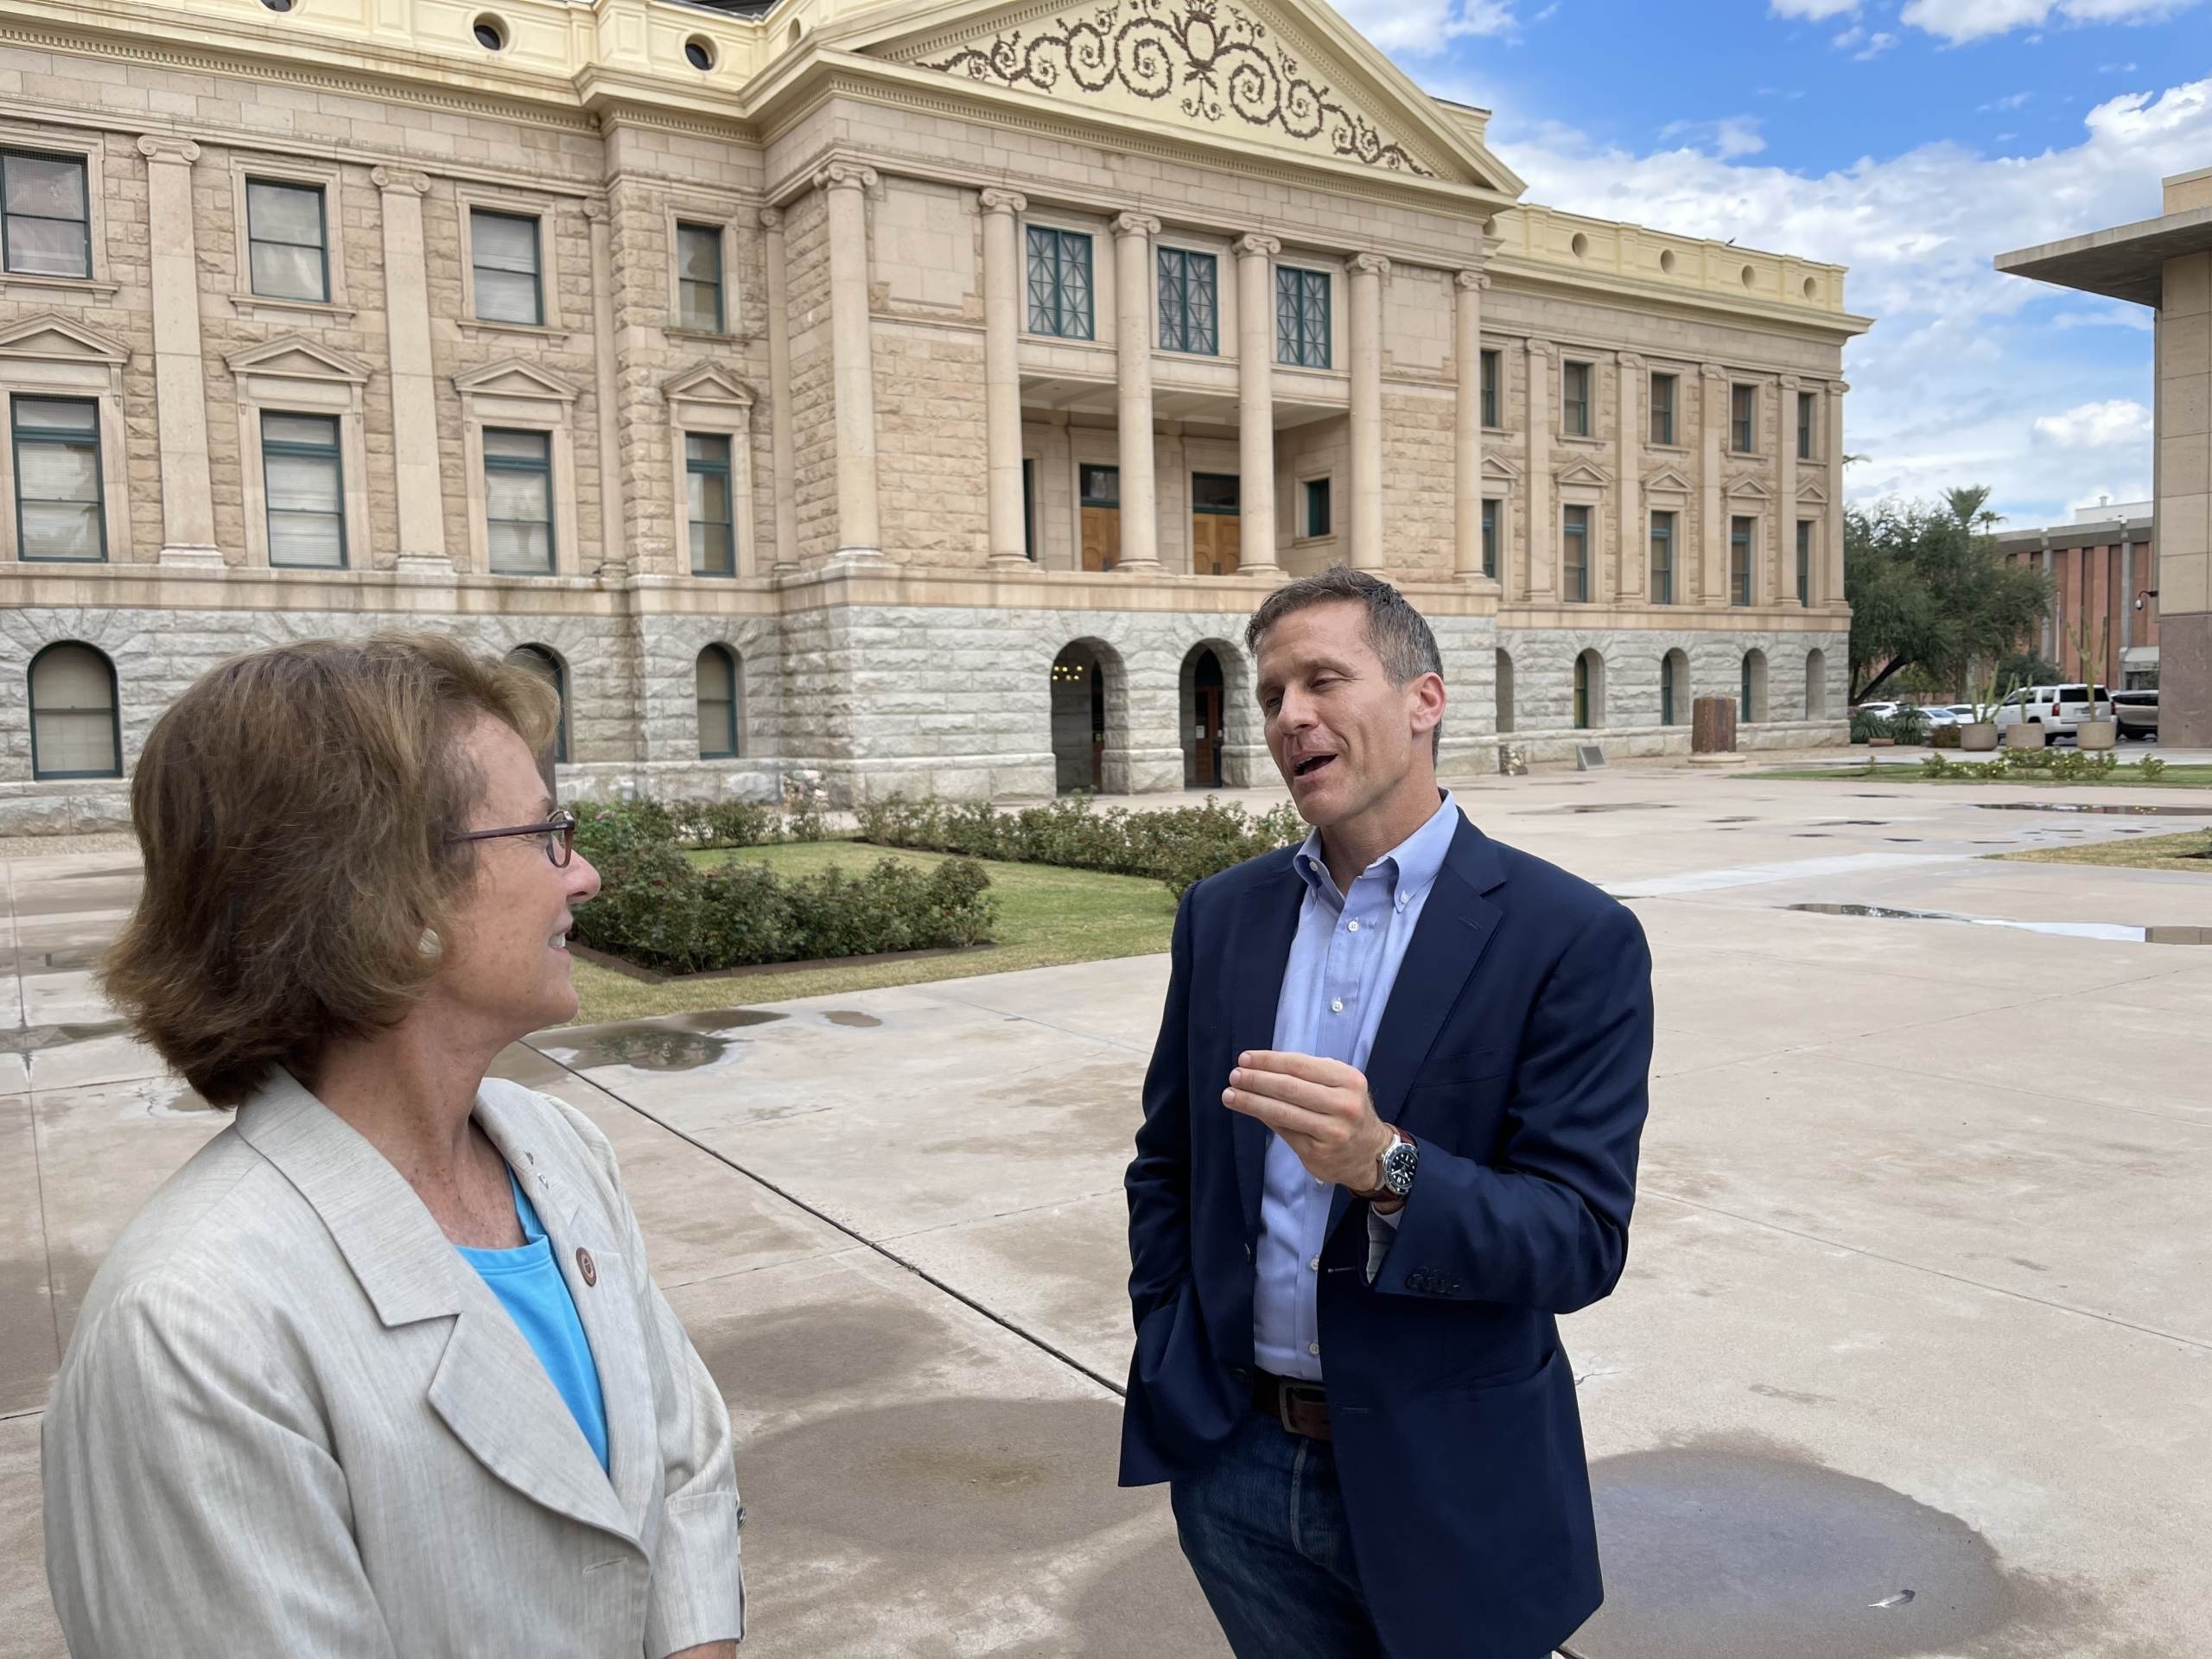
xmin=42 ymin=1071 xmax=743 ymax=1658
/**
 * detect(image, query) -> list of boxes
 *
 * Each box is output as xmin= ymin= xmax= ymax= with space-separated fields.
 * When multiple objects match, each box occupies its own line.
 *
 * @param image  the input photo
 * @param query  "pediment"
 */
xmin=225 ymin=334 xmax=371 ymax=385
xmin=1642 ymin=465 xmax=1694 ymax=494
xmin=1555 ymin=459 xmax=1611 ymax=490
xmin=861 ymin=0 xmax=1522 ymax=193
xmin=453 ymin=358 xmax=580 ymax=403
xmin=0 ymin=312 xmax=128 ymax=365
xmin=1796 ymin=479 xmax=1830 ymax=505
xmin=1481 ymin=452 xmax=1522 ymax=481
xmin=1726 ymin=474 xmax=1774 ymax=500
xmin=661 ymin=362 xmax=754 ymax=405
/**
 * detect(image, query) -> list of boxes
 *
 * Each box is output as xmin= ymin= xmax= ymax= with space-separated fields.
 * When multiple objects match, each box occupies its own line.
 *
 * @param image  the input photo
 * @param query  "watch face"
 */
xmin=1382 ymin=1138 xmax=1418 ymax=1196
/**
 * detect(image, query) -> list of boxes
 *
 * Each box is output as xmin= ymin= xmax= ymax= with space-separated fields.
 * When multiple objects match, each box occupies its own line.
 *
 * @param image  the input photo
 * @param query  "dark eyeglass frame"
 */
xmin=448 ymin=807 xmax=578 ymax=868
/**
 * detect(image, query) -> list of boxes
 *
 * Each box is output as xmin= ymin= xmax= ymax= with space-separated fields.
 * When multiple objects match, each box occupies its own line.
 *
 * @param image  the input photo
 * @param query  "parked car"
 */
xmin=1924 ymin=705 xmax=1979 ymax=728
xmin=1992 ymin=683 xmax=2112 ymax=744
xmin=1853 ymin=701 xmax=1902 ymax=720
xmin=2112 ymin=690 xmax=2159 ymax=741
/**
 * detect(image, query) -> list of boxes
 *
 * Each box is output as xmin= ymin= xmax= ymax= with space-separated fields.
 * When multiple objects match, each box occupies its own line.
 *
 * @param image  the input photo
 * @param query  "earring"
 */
xmin=417 ymin=926 xmax=442 ymax=958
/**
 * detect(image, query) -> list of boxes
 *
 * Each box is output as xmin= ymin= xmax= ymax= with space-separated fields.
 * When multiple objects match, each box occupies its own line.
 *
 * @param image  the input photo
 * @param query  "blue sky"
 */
xmin=1326 ymin=0 xmax=2212 ymax=531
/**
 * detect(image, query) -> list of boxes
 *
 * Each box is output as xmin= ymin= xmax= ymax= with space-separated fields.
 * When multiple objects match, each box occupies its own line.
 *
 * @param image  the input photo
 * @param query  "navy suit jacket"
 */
xmin=1121 ymin=812 xmax=1653 ymax=1659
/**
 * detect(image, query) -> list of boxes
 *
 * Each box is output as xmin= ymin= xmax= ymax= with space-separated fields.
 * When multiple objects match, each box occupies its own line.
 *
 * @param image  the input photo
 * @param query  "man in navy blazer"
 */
xmin=1122 ymin=568 xmax=1653 ymax=1659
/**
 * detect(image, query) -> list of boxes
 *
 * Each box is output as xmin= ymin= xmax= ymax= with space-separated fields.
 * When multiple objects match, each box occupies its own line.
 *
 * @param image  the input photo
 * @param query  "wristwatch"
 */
xmin=1355 ymin=1125 xmax=1418 ymax=1204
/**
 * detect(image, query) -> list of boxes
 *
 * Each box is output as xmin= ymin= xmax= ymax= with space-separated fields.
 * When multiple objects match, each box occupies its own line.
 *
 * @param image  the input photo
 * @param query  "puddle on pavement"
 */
xmin=1974 ymin=801 xmax=2212 ymax=817
xmin=1573 ymin=1441 xmax=2093 ymax=1658
xmin=822 ymin=1010 xmax=882 ymax=1028
xmin=1533 ymin=802 xmax=1678 ymax=815
xmin=1786 ymin=902 xmax=2211 ymax=946
xmin=548 ymin=1007 xmax=785 ymax=1071
xmin=0 ymin=1018 xmax=130 ymax=1056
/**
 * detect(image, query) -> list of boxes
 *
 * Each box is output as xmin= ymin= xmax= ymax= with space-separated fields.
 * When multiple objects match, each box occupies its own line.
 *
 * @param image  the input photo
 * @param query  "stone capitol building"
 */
xmin=0 ymin=0 xmax=1868 ymax=827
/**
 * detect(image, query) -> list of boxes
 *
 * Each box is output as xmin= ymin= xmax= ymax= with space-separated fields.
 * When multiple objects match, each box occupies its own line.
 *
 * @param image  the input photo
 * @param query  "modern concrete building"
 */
xmin=2000 ymin=165 xmax=2212 ymax=747
xmin=0 ymin=0 xmax=1869 ymax=830
xmin=1997 ymin=502 xmax=2160 ymax=690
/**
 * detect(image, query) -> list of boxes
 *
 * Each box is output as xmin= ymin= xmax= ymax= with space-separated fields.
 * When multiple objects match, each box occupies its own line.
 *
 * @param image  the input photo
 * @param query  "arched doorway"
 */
xmin=1495 ymin=649 xmax=1516 ymax=735
xmin=1660 ymin=649 xmax=1689 ymax=727
xmin=1741 ymin=649 xmax=1768 ymax=725
xmin=1573 ymin=649 xmax=1605 ymax=729
xmin=1806 ymin=649 xmax=1828 ymax=720
xmin=1183 ymin=646 xmax=1228 ymax=787
xmin=505 ymin=644 xmax=569 ymax=766
xmin=1051 ymin=640 xmax=1120 ymax=793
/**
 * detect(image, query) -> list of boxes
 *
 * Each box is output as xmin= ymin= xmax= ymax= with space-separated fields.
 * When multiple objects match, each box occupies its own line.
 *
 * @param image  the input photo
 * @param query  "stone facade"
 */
xmin=0 ymin=0 xmax=1868 ymax=833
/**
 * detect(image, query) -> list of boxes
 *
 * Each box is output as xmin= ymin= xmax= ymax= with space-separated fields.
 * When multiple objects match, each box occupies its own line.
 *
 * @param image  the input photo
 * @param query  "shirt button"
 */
xmin=1308 ymin=1256 xmax=1320 ymax=1272
xmin=1347 ymin=919 xmax=1360 ymax=933
xmin=1307 ymin=1342 xmax=1321 ymax=1357
xmin=1331 ymin=998 xmax=1344 ymax=1014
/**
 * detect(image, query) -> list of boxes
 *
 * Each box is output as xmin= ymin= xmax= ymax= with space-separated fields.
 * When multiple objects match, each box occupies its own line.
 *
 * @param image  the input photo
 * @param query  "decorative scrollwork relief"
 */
xmin=921 ymin=0 xmax=1435 ymax=176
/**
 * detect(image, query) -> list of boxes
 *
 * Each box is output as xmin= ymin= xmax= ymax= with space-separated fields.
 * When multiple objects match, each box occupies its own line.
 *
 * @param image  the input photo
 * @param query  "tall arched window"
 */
xmin=1806 ymin=648 xmax=1828 ymax=720
xmin=1660 ymin=649 xmax=1689 ymax=727
xmin=1741 ymin=649 xmax=1768 ymax=725
xmin=1573 ymin=649 xmax=1605 ymax=729
xmin=1495 ymin=650 xmax=1515 ymax=735
xmin=504 ymin=644 xmax=569 ymax=764
xmin=696 ymin=645 xmax=740 ymax=760
xmin=29 ymin=641 xmax=120 ymax=779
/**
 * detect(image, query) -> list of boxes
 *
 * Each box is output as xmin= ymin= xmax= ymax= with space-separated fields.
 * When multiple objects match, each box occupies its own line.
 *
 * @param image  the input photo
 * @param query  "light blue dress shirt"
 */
xmin=457 ymin=1167 xmax=611 ymax=1472
xmin=1253 ymin=791 xmax=1462 ymax=1382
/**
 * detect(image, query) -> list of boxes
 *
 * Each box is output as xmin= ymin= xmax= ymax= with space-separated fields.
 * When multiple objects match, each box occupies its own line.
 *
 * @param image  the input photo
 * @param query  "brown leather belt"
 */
xmin=1252 ymin=1369 xmax=1332 ymax=1440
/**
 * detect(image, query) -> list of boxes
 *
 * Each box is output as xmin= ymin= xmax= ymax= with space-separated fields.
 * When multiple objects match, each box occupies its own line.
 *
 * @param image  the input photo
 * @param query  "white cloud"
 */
xmin=2099 ymin=60 xmax=2142 ymax=69
xmin=1484 ymin=78 xmax=2209 ymax=521
xmin=1855 ymin=29 xmax=1903 ymax=54
xmin=1770 ymin=0 xmax=1863 ymax=16
xmin=1659 ymin=115 xmax=1769 ymax=157
xmin=1325 ymin=0 xmax=1519 ymax=53
xmin=2033 ymin=399 xmax=2155 ymax=446
xmin=1896 ymin=0 xmax=2200 ymax=45
xmin=1834 ymin=22 xmax=1868 ymax=43
xmin=1978 ymin=91 xmax=2035 ymax=110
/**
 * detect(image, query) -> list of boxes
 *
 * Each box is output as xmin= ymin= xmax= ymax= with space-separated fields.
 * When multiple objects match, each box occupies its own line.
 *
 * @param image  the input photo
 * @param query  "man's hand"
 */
xmin=1224 ymin=1051 xmax=1393 ymax=1191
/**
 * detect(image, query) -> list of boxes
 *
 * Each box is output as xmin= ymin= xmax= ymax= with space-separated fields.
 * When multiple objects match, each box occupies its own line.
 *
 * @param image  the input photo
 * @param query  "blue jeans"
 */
xmin=1170 ymin=1410 xmax=1388 ymax=1659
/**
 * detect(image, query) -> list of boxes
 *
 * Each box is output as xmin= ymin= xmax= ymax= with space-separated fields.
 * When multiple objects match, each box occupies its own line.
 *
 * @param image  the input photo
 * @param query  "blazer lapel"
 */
xmin=237 ymin=1072 xmax=635 ymax=1544
xmin=1230 ymin=862 xmax=1306 ymax=1237
xmin=1326 ymin=820 xmax=1507 ymax=1238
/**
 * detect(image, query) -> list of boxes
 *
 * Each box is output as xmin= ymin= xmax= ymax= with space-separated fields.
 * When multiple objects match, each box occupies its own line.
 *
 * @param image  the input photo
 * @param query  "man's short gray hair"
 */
xmin=1245 ymin=567 xmax=1445 ymax=758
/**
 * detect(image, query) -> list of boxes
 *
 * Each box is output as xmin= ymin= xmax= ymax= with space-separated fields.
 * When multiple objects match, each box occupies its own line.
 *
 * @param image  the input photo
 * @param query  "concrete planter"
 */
xmin=2075 ymin=719 xmax=2118 ymax=751
xmin=1867 ymin=737 xmax=1896 ymax=748
xmin=2005 ymin=723 xmax=2047 ymax=751
xmin=1961 ymin=723 xmax=1999 ymax=752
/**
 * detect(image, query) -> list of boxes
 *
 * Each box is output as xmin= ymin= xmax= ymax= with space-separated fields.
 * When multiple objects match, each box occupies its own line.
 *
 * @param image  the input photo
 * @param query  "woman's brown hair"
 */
xmin=100 ymin=634 xmax=559 ymax=1107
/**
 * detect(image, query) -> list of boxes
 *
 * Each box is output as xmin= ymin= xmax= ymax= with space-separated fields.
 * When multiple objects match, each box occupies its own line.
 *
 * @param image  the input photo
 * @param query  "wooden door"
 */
xmin=1193 ymin=685 xmax=1224 ymax=785
xmin=1190 ymin=514 xmax=1243 ymax=577
xmin=1081 ymin=506 xmax=1120 ymax=572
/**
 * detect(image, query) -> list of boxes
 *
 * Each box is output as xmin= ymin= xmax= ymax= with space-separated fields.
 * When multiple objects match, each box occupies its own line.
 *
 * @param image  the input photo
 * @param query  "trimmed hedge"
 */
xmin=854 ymin=793 xmax=1309 ymax=897
xmin=569 ymin=805 xmax=996 ymax=975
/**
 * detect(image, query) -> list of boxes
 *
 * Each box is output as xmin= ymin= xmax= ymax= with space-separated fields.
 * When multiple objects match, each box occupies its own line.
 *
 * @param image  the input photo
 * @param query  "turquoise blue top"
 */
xmin=456 ymin=1167 xmax=610 ymax=1473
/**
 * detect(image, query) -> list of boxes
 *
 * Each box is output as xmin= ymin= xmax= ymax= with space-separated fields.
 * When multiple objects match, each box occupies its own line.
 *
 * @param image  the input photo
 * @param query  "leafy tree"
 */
xmin=1993 ymin=652 xmax=2062 ymax=689
xmin=1846 ymin=493 xmax=2050 ymax=704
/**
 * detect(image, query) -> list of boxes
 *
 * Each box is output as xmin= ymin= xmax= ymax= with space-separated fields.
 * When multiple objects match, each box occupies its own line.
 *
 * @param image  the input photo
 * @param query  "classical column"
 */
xmin=1452 ymin=270 xmax=1490 ymax=582
xmin=978 ymin=189 xmax=1030 ymax=567
xmin=372 ymin=166 xmax=449 ymax=570
xmin=1701 ymin=363 xmax=1730 ymax=603
xmin=584 ymin=199 xmax=626 ymax=580
xmin=1348 ymin=253 xmax=1389 ymax=570
xmin=817 ymin=162 xmax=882 ymax=562
xmin=1617 ymin=352 xmax=1644 ymax=601
xmin=1827 ymin=378 xmax=1848 ymax=608
xmin=1112 ymin=211 xmax=1162 ymax=572
xmin=760 ymin=208 xmax=798 ymax=571
xmin=139 ymin=137 xmax=219 ymax=567
xmin=1236 ymin=234 xmax=1281 ymax=574
xmin=1525 ymin=338 xmax=1554 ymax=597
xmin=1777 ymin=374 xmax=1799 ymax=606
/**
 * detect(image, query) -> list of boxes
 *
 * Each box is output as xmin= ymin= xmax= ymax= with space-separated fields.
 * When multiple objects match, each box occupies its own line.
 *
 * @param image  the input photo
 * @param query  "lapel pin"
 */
xmin=575 ymin=1246 xmax=597 ymax=1287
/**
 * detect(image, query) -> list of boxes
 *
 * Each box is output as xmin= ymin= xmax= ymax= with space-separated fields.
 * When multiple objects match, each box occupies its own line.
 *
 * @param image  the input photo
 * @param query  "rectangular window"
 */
xmin=1079 ymin=463 xmax=1119 ymax=506
xmin=1731 ymin=515 xmax=1754 ymax=606
xmin=1796 ymin=519 xmax=1812 ymax=606
xmin=1562 ymin=505 xmax=1590 ymax=602
xmin=261 ymin=411 xmax=345 ymax=569
xmin=1562 ymin=360 xmax=1592 ymax=437
xmin=1157 ymin=247 xmax=1218 ymax=355
xmin=245 ymin=181 xmax=328 ymax=302
xmin=1481 ymin=498 xmax=1498 ymax=579
xmin=1797 ymin=390 xmax=1815 ymax=460
xmin=1304 ymin=476 xmax=1332 ymax=537
xmin=1649 ymin=372 xmax=1676 ymax=446
xmin=676 ymin=222 xmax=724 ymax=333
xmin=471 ymin=209 xmax=543 ymax=325
xmin=1732 ymin=384 xmax=1756 ymax=454
xmin=1022 ymin=458 xmax=1036 ymax=561
xmin=1649 ymin=510 xmax=1675 ymax=604
xmin=2 ymin=150 xmax=90 ymax=279
xmin=483 ymin=427 xmax=554 ymax=573
xmin=1026 ymin=226 xmax=1094 ymax=340
xmin=12 ymin=396 xmax=104 ymax=562
xmin=686 ymin=432 xmax=734 ymax=576
xmin=1275 ymin=266 xmax=1330 ymax=369
xmin=1481 ymin=348 xmax=1500 ymax=429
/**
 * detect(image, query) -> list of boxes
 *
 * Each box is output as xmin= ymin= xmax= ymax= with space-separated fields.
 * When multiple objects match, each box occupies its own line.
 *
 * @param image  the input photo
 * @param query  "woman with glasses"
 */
xmin=42 ymin=635 xmax=743 ymax=1659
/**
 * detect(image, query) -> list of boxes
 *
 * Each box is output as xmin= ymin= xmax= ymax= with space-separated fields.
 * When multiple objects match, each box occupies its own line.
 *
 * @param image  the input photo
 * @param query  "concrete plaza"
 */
xmin=4 ymin=761 xmax=2211 ymax=1657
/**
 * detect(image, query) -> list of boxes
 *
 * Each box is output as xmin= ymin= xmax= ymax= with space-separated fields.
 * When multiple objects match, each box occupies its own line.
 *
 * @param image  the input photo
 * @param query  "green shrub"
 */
xmin=1850 ymin=711 xmax=1890 ymax=745
xmin=1885 ymin=706 xmax=1931 ymax=745
xmin=1929 ymin=722 xmax=1961 ymax=749
xmin=1919 ymin=753 xmax=1964 ymax=780
xmin=2139 ymin=756 xmax=2167 ymax=782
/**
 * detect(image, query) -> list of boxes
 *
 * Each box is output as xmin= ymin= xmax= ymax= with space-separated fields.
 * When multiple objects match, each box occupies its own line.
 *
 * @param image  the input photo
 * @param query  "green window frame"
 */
xmin=1660 ymin=652 xmax=1678 ymax=727
xmin=1481 ymin=349 xmax=1500 ymax=429
xmin=696 ymin=645 xmax=740 ymax=760
xmin=1079 ymin=463 xmax=1119 ymax=507
xmin=686 ymin=431 xmax=734 ymax=576
xmin=483 ymin=427 xmax=555 ymax=574
xmin=1741 ymin=654 xmax=1758 ymax=723
xmin=1022 ymin=458 xmax=1037 ymax=560
xmin=245 ymin=180 xmax=329 ymax=302
xmin=1731 ymin=516 xmax=1754 ymax=606
xmin=1562 ymin=361 xmax=1592 ymax=437
xmin=1573 ymin=652 xmax=1594 ymax=730
xmin=1275 ymin=266 xmax=1330 ymax=369
xmin=1481 ymin=498 xmax=1497 ymax=579
xmin=1157 ymin=247 xmax=1218 ymax=355
xmin=1797 ymin=391 xmax=1815 ymax=460
xmin=1649 ymin=510 xmax=1675 ymax=605
xmin=471 ymin=208 xmax=543 ymax=325
xmin=1732 ymin=383 xmax=1756 ymax=454
xmin=1304 ymin=476 xmax=1332 ymax=538
xmin=676 ymin=222 xmax=724 ymax=333
xmin=1562 ymin=505 xmax=1590 ymax=602
xmin=1026 ymin=226 xmax=1094 ymax=340
xmin=28 ymin=640 xmax=120 ymax=781
xmin=12 ymin=395 xmax=105 ymax=563
xmin=2 ymin=149 xmax=89 ymax=279
xmin=1649 ymin=372 xmax=1676 ymax=445
xmin=262 ymin=411 xmax=346 ymax=569
xmin=505 ymin=645 xmax=568 ymax=764
xmin=1796 ymin=519 xmax=1812 ymax=606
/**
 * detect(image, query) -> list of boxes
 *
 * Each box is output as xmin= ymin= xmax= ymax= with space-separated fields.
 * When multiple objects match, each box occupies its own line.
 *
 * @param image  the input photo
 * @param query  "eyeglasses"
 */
xmin=448 ymin=808 xmax=578 ymax=868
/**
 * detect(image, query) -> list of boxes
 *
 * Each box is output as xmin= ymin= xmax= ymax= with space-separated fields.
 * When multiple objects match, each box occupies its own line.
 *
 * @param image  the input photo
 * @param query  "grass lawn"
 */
xmin=1749 ymin=760 xmax=2212 ymax=786
xmin=1996 ymin=829 xmax=2212 ymax=874
xmin=564 ymin=840 xmax=1177 ymax=1024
